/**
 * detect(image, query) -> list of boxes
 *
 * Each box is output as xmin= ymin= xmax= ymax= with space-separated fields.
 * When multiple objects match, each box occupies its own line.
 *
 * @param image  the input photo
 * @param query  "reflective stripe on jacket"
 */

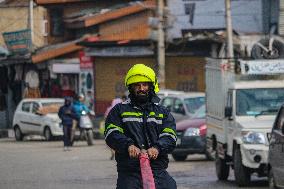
xmin=104 ymin=99 xmax=177 ymax=172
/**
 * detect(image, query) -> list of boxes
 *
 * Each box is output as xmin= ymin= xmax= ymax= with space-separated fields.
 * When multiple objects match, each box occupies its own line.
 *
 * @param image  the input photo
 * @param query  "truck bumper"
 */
xmin=240 ymin=144 xmax=268 ymax=169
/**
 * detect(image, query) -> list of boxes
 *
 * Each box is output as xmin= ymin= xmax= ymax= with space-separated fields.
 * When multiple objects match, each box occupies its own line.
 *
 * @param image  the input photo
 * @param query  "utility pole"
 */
xmin=225 ymin=0 xmax=234 ymax=58
xmin=157 ymin=0 xmax=165 ymax=89
xmin=29 ymin=0 xmax=34 ymax=48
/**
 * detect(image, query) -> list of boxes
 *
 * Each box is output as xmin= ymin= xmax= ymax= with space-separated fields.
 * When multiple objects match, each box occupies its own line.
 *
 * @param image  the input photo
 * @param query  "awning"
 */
xmin=52 ymin=63 xmax=80 ymax=73
xmin=85 ymin=46 xmax=154 ymax=57
xmin=79 ymin=39 xmax=153 ymax=57
xmin=32 ymin=37 xmax=86 ymax=64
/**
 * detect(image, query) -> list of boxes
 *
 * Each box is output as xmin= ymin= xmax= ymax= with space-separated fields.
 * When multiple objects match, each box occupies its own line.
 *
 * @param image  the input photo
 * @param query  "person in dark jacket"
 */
xmin=58 ymin=96 xmax=78 ymax=151
xmin=104 ymin=64 xmax=177 ymax=189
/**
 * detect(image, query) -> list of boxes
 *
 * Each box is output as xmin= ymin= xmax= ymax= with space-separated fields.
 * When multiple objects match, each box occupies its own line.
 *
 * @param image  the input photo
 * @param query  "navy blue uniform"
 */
xmin=104 ymin=99 xmax=177 ymax=189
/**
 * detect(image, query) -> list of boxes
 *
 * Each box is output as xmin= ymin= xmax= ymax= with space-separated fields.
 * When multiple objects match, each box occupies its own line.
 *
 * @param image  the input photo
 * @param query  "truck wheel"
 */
xmin=215 ymin=152 xmax=230 ymax=180
xmin=86 ymin=130 xmax=94 ymax=146
xmin=172 ymin=154 xmax=187 ymax=161
xmin=234 ymin=148 xmax=251 ymax=186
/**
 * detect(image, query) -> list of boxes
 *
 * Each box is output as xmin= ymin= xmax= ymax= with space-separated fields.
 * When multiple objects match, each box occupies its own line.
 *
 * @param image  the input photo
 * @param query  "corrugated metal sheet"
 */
xmin=65 ymin=1 xmax=155 ymax=29
xmin=99 ymin=11 xmax=152 ymax=41
xmin=35 ymin=0 xmax=88 ymax=5
xmin=0 ymin=0 xmax=29 ymax=7
xmin=32 ymin=37 xmax=86 ymax=63
xmin=279 ymin=0 xmax=284 ymax=35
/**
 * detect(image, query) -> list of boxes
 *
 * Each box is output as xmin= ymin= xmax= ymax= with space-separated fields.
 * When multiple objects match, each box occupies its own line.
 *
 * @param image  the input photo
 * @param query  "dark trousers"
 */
xmin=63 ymin=125 xmax=72 ymax=147
xmin=116 ymin=169 xmax=176 ymax=189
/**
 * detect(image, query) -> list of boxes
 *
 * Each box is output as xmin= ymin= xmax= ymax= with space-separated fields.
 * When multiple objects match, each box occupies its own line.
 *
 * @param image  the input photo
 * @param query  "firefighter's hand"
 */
xmin=147 ymin=147 xmax=159 ymax=160
xmin=128 ymin=145 xmax=141 ymax=158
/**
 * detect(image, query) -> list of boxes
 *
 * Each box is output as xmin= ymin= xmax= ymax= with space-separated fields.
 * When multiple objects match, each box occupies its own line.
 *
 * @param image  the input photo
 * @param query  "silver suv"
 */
xmin=159 ymin=92 xmax=205 ymax=122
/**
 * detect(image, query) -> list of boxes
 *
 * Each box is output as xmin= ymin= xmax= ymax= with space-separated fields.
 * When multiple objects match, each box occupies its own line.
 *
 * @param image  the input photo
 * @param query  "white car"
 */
xmin=13 ymin=98 xmax=64 ymax=141
xmin=157 ymin=89 xmax=185 ymax=98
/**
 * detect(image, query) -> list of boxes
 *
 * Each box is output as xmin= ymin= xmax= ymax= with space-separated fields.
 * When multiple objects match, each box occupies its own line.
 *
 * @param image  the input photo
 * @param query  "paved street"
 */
xmin=0 ymin=138 xmax=268 ymax=189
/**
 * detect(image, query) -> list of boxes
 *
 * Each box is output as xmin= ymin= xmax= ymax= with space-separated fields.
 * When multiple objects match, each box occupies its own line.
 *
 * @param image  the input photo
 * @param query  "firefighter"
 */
xmin=104 ymin=64 xmax=177 ymax=189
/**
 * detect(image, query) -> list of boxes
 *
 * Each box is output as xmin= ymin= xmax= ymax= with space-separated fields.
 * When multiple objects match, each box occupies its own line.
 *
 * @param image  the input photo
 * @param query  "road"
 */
xmin=0 ymin=138 xmax=268 ymax=189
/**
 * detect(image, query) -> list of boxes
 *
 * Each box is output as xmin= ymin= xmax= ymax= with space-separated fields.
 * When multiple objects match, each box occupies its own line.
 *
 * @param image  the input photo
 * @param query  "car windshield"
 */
xmin=192 ymin=105 xmax=205 ymax=119
xmin=236 ymin=88 xmax=284 ymax=116
xmin=184 ymin=97 xmax=205 ymax=114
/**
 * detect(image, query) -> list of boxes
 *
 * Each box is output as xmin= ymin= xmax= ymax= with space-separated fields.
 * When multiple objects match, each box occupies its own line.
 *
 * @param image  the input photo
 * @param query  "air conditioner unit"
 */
xmin=42 ymin=20 xmax=48 ymax=37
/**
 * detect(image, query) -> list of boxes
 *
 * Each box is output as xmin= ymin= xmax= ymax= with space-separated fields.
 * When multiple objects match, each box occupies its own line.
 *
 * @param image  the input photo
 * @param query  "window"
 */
xmin=22 ymin=102 xmax=31 ymax=112
xmin=161 ymin=97 xmax=174 ymax=111
xmin=184 ymin=3 xmax=195 ymax=24
xmin=173 ymin=99 xmax=185 ymax=114
xmin=32 ymin=103 xmax=40 ymax=114
xmin=236 ymin=88 xmax=284 ymax=116
xmin=50 ymin=9 xmax=64 ymax=36
xmin=184 ymin=97 xmax=205 ymax=114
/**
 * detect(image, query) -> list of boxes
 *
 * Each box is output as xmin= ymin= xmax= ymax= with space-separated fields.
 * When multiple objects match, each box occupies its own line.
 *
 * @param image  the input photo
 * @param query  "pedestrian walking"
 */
xmin=104 ymin=64 xmax=177 ymax=189
xmin=58 ymin=96 xmax=78 ymax=151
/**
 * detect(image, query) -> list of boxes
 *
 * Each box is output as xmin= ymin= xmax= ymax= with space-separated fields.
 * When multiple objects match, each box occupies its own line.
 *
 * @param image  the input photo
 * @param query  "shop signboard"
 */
xmin=79 ymin=51 xmax=94 ymax=111
xmin=2 ymin=29 xmax=32 ymax=54
xmin=79 ymin=51 xmax=93 ymax=69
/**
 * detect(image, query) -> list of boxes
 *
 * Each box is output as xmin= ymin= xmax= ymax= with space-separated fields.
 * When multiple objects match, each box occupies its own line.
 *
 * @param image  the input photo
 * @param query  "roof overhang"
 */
xmin=77 ymin=38 xmax=153 ymax=57
xmin=32 ymin=37 xmax=86 ymax=64
xmin=65 ymin=1 xmax=155 ymax=29
xmin=35 ymin=0 xmax=89 ymax=5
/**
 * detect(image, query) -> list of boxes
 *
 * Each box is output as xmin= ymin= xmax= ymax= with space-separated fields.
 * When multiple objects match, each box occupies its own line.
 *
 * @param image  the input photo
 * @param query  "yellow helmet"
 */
xmin=125 ymin=64 xmax=159 ymax=93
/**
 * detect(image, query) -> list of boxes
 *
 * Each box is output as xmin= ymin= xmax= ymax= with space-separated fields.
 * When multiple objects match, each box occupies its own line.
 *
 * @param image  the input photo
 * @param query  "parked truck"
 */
xmin=206 ymin=58 xmax=284 ymax=186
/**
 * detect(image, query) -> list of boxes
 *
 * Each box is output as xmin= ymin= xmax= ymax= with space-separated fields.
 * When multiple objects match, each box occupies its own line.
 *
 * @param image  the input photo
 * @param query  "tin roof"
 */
xmin=0 ymin=0 xmax=29 ymax=7
xmin=32 ymin=37 xmax=86 ymax=64
xmin=64 ymin=1 xmax=155 ymax=29
xmin=35 ymin=0 xmax=89 ymax=4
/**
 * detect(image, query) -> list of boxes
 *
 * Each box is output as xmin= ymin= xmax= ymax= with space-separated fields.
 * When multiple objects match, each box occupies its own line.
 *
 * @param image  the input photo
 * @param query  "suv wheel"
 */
xmin=44 ymin=127 xmax=53 ymax=141
xmin=14 ymin=126 xmax=23 ymax=141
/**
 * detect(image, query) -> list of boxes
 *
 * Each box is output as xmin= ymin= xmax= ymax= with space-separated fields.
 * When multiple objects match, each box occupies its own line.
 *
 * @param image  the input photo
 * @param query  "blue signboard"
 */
xmin=2 ymin=29 xmax=32 ymax=54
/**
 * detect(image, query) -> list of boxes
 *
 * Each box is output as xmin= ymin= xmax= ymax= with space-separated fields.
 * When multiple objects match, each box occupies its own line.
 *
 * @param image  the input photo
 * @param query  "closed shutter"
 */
xmin=0 ymin=110 xmax=7 ymax=129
